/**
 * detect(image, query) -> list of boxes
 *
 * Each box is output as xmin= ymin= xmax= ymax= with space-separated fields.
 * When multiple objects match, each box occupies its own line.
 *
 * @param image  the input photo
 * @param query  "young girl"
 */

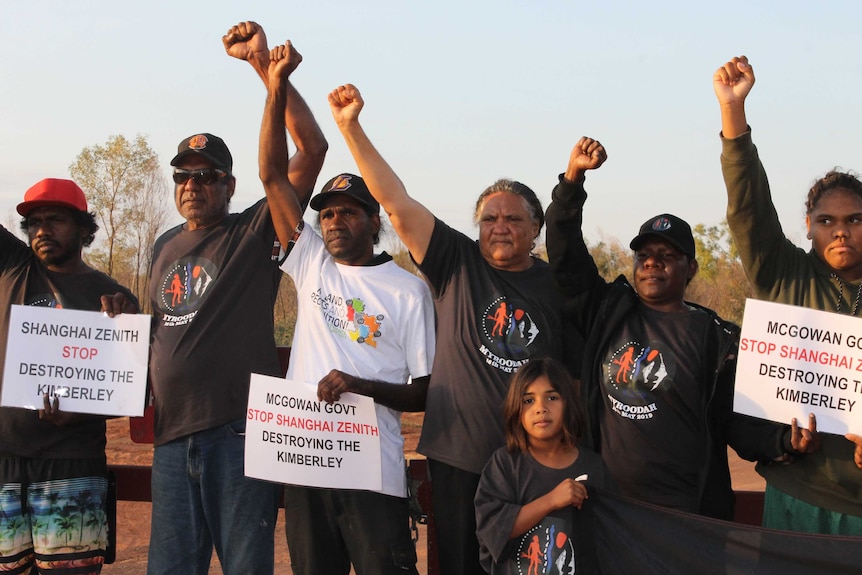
xmin=714 ymin=55 xmax=862 ymax=534
xmin=474 ymin=358 xmax=611 ymax=575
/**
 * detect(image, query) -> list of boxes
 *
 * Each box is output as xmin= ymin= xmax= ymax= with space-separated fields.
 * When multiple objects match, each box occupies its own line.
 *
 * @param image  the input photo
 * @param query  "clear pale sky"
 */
xmin=2 ymin=1 xmax=861 ymax=248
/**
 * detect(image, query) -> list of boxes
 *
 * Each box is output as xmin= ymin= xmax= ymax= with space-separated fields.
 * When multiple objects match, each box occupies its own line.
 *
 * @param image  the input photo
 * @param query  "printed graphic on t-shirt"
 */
xmin=479 ymin=296 xmax=539 ymax=374
xmin=511 ymin=519 xmax=575 ymax=575
xmin=311 ymin=290 xmax=385 ymax=348
xmin=156 ymin=256 xmax=218 ymax=326
xmin=25 ymin=293 xmax=60 ymax=308
xmin=345 ymin=297 xmax=384 ymax=347
xmin=604 ymin=340 xmax=675 ymax=420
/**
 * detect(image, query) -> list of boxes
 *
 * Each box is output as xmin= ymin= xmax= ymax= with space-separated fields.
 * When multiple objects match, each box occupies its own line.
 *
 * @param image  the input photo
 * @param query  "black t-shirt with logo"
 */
xmin=599 ymin=305 xmax=711 ymax=512
xmin=0 ymin=225 xmax=137 ymax=458
xmin=475 ymin=447 xmax=610 ymax=575
xmin=148 ymin=199 xmax=282 ymax=446
xmin=417 ymin=219 xmax=564 ymax=474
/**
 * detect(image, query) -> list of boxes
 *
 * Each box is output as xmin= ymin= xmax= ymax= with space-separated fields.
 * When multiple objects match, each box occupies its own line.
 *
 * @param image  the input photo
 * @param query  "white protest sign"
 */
xmin=735 ymin=299 xmax=862 ymax=434
xmin=245 ymin=373 xmax=382 ymax=491
xmin=1 ymin=304 xmax=150 ymax=416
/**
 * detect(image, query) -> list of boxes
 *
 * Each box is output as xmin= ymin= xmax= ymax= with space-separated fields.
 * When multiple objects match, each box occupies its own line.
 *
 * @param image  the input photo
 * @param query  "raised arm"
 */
xmin=329 ymin=84 xmax=435 ymax=264
xmin=224 ymin=21 xmax=327 ymax=205
xmin=713 ymin=55 xmax=755 ymax=139
xmin=545 ymin=138 xmax=607 ymax=295
xmin=545 ymin=138 xmax=610 ymax=355
xmin=258 ymin=41 xmax=304 ymax=247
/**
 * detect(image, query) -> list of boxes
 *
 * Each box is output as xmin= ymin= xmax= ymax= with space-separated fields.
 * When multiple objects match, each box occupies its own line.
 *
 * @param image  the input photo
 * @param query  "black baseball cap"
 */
xmin=630 ymin=214 xmax=695 ymax=258
xmin=170 ymin=133 xmax=233 ymax=173
xmin=310 ymin=173 xmax=379 ymax=213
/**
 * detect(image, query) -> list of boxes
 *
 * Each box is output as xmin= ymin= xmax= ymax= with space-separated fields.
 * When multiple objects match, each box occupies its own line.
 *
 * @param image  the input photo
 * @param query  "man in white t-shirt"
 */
xmin=259 ymin=41 xmax=435 ymax=575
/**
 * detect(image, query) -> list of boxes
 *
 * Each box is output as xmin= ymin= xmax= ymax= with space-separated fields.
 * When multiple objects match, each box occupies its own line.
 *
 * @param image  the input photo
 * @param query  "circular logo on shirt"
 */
xmin=480 ymin=296 xmax=539 ymax=361
xmin=157 ymin=257 xmax=218 ymax=316
xmin=605 ymin=341 xmax=675 ymax=405
xmin=515 ymin=521 xmax=576 ymax=575
xmin=476 ymin=295 xmax=541 ymax=374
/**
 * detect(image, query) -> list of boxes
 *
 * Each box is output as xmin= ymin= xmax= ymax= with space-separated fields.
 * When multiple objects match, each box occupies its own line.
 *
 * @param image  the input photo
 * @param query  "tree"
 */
xmin=69 ymin=134 xmax=170 ymax=309
xmin=583 ymin=223 xmax=752 ymax=325
xmin=589 ymin=235 xmax=633 ymax=282
xmin=274 ymin=276 xmax=298 ymax=347
xmin=126 ymin=163 xmax=169 ymax=308
xmin=688 ymin=220 xmax=752 ymax=324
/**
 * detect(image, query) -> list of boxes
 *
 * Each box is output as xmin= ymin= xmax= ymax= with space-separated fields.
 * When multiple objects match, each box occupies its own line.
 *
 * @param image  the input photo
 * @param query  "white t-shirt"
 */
xmin=281 ymin=227 xmax=435 ymax=497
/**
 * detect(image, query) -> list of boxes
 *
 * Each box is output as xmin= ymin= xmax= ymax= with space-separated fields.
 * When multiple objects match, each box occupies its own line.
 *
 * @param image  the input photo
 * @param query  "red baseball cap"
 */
xmin=17 ymin=179 xmax=88 ymax=216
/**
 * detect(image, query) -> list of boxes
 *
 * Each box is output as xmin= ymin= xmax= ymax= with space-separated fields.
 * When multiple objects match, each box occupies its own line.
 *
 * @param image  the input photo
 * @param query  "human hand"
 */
xmin=563 ymin=136 xmax=607 ymax=182
xmin=100 ymin=292 xmax=136 ymax=317
xmin=317 ymin=369 xmax=361 ymax=403
xmin=845 ymin=433 xmax=862 ymax=469
xmin=223 ymin=21 xmax=269 ymax=67
xmin=713 ymin=55 xmax=755 ymax=106
xmin=328 ymin=84 xmax=365 ymax=127
xmin=790 ymin=413 xmax=820 ymax=454
xmin=267 ymin=40 xmax=302 ymax=90
xmin=39 ymin=394 xmax=73 ymax=426
xmin=547 ymin=478 xmax=588 ymax=510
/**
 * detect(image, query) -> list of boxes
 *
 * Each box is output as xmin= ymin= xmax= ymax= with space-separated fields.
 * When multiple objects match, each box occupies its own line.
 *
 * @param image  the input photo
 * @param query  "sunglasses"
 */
xmin=172 ymin=168 xmax=227 ymax=186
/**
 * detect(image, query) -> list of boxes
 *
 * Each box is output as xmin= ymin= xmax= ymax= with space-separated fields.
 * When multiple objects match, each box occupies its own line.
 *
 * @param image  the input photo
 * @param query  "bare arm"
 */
xmin=258 ymin=42 xmax=304 ymax=247
xmin=329 ymin=84 xmax=435 ymax=264
xmin=283 ymin=82 xmax=328 ymax=205
xmin=224 ymin=21 xmax=327 ymax=207
xmin=713 ymin=55 xmax=755 ymax=139
xmin=317 ymin=371 xmax=430 ymax=412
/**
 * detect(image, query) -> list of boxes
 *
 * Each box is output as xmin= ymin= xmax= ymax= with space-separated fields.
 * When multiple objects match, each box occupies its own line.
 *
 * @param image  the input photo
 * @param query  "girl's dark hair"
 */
xmin=806 ymin=169 xmax=862 ymax=214
xmin=20 ymin=209 xmax=99 ymax=247
xmin=502 ymin=357 xmax=585 ymax=453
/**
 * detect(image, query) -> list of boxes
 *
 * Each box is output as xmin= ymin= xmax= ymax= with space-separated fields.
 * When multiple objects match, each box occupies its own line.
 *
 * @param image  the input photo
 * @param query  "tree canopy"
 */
xmin=585 ymin=221 xmax=752 ymax=325
xmin=69 ymin=134 xmax=170 ymax=311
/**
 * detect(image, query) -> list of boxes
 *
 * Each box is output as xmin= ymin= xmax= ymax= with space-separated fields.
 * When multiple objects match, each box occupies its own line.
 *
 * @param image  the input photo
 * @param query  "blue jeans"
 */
xmin=147 ymin=420 xmax=279 ymax=575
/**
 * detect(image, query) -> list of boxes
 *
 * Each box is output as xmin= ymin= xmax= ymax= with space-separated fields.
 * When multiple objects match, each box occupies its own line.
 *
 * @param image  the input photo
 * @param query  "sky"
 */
xmin=2 ymin=1 xmax=861 ymax=250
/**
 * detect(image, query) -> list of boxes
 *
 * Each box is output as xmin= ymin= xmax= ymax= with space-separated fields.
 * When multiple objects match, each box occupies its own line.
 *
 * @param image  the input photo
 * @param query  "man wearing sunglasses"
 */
xmin=145 ymin=22 xmax=327 ymax=575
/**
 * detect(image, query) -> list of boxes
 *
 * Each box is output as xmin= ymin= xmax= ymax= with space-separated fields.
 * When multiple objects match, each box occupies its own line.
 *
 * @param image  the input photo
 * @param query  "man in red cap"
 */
xmin=0 ymin=178 xmax=137 ymax=573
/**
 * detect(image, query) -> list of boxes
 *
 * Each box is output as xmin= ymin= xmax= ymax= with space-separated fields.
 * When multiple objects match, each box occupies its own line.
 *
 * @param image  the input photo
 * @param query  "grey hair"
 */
xmin=472 ymin=179 xmax=544 ymax=231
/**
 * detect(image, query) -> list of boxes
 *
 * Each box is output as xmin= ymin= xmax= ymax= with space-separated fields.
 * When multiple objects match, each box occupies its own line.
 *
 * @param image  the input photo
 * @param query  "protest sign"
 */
xmin=1 ymin=304 xmax=150 ymax=416
xmin=245 ymin=373 xmax=382 ymax=491
xmin=735 ymin=299 xmax=862 ymax=434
